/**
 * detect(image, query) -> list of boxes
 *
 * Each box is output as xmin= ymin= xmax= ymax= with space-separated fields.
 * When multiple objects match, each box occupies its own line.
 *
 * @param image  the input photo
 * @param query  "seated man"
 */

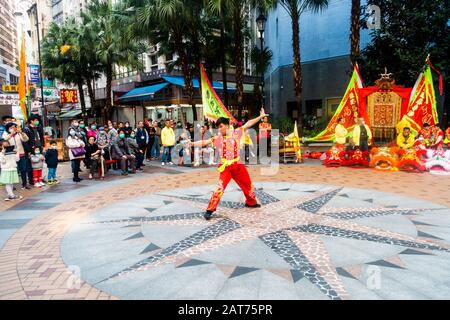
xmin=127 ymin=130 xmax=144 ymax=171
xmin=397 ymin=127 xmax=415 ymax=150
xmin=445 ymin=125 xmax=450 ymax=148
xmin=111 ymin=129 xmax=136 ymax=175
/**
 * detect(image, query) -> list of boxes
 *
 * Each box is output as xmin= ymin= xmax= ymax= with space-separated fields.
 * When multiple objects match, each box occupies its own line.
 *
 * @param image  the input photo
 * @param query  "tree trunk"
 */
xmin=77 ymin=78 xmax=88 ymax=123
xmin=233 ymin=7 xmax=244 ymax=120
xmin=291 ymin=8 xmax=303 ymax=134
xmin=104 ymin=63 xmax=113 ymax=122
xmin=220 ymin=10 xmax=229 ymax=108
xmin=175 ymin=36 xmax=197 ymax=122
xmin=86 ymin=77 xmax=96 ymax=118
xmin=350 ymin=0 xmax=361 ymax=64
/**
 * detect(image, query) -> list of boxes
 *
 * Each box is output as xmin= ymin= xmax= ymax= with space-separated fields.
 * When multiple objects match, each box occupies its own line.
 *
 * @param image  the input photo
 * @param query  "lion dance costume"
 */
xmin=207 ymin=128 xmax=258 ymax=213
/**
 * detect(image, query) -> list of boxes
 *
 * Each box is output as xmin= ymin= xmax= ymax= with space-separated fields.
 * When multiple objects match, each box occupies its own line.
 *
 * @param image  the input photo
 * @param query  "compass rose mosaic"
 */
xmin=61 ymin=182 xmax=450 ymax=300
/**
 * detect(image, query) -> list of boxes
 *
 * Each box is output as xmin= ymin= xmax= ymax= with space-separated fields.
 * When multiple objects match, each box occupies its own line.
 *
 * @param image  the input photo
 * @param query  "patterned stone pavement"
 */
xmin=0 ymin=162 xmax=450 ymax=300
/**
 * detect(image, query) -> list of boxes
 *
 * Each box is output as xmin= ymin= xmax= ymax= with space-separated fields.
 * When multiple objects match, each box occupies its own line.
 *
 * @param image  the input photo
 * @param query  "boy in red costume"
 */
xmin=190 ymin=108 xmax=267 ymax=220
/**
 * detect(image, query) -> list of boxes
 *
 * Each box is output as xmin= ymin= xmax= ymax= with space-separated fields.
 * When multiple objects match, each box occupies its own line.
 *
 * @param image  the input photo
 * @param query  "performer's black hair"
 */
xmin=216 ymin=117 xmax=230 ymax=126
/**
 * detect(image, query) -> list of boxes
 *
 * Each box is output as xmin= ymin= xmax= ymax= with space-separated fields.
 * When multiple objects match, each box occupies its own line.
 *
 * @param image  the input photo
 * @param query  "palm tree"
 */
xmin=134 ymin=0 xmax=199 ymax=120
xmin=276 ymin=0 xmax=328 ymax=132
xmin=86 ymin=0 xmax=144 ymax=121
xmin=42 ymin=20 xmax=89 ymax=123
xmin=207 ymin=0 xmax=276 ymax=118
xmin=350 ymin=0 xmax=361 ymax=63
xmin=250 ymin=45 xmax=272 ymax=114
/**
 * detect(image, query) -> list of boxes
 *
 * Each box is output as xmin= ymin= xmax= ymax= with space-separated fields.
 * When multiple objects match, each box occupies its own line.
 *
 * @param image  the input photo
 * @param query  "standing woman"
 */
xmin=151 ymin=120 xmax=161 ymax=160
xmin=66 ymin=127 xmax=86 ymax=182
xmin=334 ymin=117 xmax=348 ymax=151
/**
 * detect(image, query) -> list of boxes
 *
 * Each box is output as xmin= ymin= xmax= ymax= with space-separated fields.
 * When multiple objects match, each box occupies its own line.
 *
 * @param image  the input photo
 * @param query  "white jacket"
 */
xmin=66 ymin=136 xmax=86 ymax=160
xmin=0 ymin=152 xmax=20 ymax=171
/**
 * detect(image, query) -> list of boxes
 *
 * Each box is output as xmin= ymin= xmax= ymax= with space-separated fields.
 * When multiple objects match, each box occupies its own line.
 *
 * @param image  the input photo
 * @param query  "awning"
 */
xmin=119 ymin=83 xmax=169 ymax=102
xmin=162 ymin=75 xmax=235 ymax=91
xmin=58 ymin=109 xmax=82 ymax=119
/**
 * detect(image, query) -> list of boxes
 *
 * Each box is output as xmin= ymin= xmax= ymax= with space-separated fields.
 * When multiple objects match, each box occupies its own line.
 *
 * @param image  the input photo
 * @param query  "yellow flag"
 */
xmin=18 ymin=33 xmax=28 ymax=121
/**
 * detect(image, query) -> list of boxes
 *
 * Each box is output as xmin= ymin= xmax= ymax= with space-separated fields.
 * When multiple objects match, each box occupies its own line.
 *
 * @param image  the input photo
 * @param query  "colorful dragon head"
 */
xmin=323 ymin=146 xmax=346 ymax=167
xmin=398 ymin=148 xmax=426 ymax=172
xmin=345 ymin=148 xmax=370 ymax=167
xmin=369 ymin=147 xmax=399 ymax=171
xmin=425 ymin=147 xmax=450 ymax=175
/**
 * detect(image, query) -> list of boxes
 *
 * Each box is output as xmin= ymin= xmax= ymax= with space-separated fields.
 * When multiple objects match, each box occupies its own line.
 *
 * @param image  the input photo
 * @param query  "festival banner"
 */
xmin=401 ymin=64 xmax=439 ymax=132
xmin=200 ymin=64 xmax=237 ymax=124
xmin=18 ymin=33 xmax=28 ymax=121
xmin=308 ymin=64 xmax=368 ymax=142
xmin=60 ymin=89 xmax=78 ymax=104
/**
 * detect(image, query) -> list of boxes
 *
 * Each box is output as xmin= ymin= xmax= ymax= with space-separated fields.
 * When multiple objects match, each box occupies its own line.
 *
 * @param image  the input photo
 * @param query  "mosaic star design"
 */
xmin=92 ymin=187 xmax=450 ymax=300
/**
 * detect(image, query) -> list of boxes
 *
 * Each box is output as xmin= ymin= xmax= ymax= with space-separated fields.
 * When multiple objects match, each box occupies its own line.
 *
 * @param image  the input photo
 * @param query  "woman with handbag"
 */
xmin=66 ymin=128 xmax=86 ymax=182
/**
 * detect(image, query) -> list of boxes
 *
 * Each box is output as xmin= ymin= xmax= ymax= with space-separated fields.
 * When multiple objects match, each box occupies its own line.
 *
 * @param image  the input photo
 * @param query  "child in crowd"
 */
xmin=30 ymin=147 xmax=45 ymax=187
xmin=177 ymin=132 xmax=191 ymax=166
xmin=45 ymin=140 xmax=59 ymax=185
xmin=0 ymin=141 xmax=22 ymax=201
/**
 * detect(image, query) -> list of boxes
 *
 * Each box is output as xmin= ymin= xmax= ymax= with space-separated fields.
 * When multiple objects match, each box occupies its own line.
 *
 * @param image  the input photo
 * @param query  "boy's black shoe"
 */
xmin=204 ymin=211 xmax=213 ymax=220
xmin=245 ymin=203 xmax=261 ymax=208
xmin=121 ymin=171 xmax=128 ymax=176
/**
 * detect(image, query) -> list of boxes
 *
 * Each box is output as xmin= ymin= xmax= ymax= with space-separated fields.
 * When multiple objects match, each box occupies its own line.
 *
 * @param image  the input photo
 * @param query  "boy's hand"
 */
xmin=260 ymin=107 xmax=268 ymax=118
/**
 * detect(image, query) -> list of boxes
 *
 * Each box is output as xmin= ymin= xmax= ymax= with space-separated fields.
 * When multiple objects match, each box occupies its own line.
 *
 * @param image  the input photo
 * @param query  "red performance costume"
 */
xmin=207 ymin=127 xmax=258 ymax=212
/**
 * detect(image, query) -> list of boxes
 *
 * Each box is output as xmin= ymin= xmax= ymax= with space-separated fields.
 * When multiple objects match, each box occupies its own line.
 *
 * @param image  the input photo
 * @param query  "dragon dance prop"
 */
xmin=200 ymin=64 xmax=237 ymax=124
xmin=425 ymin=148 xmax=450 ymax=175
xmin=283 ymin=121 xmax=302 ymax=161
xmin=308 ymin=64 xmax=369 ymax=142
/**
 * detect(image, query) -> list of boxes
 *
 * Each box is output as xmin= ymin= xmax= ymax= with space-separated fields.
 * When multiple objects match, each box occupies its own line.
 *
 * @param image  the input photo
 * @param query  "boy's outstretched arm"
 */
xmin=189 ymin=138 xmax=213 ymax=148
xmin=242 ymin=108 xmax=268 ymax=131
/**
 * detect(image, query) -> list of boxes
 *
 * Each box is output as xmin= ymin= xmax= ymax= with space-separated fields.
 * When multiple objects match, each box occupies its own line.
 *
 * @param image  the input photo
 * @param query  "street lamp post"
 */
xmin=256 ymin=13 xmax=267 ymax=109
xmin=15 ymin=1 xmax=46 ymax=126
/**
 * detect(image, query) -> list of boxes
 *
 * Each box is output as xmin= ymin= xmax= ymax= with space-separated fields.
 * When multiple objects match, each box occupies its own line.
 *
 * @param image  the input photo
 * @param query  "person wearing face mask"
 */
xmin=23 ymin=114 xmax=44 ymax=152
xmin=44 ymin=140 xmax=59 ymax=185
xmin=30 ymin=147 xmax=45 ymax=187
xmin=77 ymin=120 xmax=88 ymax=144
xmin=127 ymin=130 xmax=144 ymax=171
xmin=111 ymin=129 xmax=136 ymax=175
xmin=66 ymin=127 xmax=86 ymax=182
xmin=87 ymin=123 xmax=99 ymax=139
xmin=3 ymin=122 xmax=32 ymax=189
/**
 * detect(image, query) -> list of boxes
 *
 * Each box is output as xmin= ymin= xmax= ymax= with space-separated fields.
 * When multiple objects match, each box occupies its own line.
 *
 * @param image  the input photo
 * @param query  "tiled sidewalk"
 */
xmin=0 ymin=164 xmax=449 ymax=299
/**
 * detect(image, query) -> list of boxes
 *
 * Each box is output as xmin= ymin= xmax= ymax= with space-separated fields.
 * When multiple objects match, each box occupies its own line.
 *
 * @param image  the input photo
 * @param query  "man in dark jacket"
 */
xmin=23 ymin=114 xmax=44 ymax=185
xmin=136 ymin=121 xmax=149 ymax=160
xmin=127 ymin=130 xmax=144 ymax=171
xmin=111 ymin=129 xmax=136 ymax=175
xmin=23 ymin=114 xmax=44 ymax=152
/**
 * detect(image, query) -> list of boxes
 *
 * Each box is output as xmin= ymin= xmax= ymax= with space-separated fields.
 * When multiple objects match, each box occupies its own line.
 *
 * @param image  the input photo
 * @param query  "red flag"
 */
xmin=308 ymin=65 xmax=368 ymax=142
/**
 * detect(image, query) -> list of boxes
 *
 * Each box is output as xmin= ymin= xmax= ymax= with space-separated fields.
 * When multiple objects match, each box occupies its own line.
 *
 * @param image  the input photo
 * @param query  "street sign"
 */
xmin=1 ymin=84 xmax=18 ymax=92
xmin=36 ymin=87 xmax=60 ymax=101
xmin=0 ymin=93 xmax=19 ymax=105
xmin=60 ymin=89 xmax=78 ymax=104
xmin=29 ymin=64 xmax=40 ymax=84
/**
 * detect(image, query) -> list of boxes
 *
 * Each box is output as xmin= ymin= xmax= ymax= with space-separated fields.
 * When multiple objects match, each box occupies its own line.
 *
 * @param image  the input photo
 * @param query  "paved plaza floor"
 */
xmin=0 ymin=161 xmax=450 ymax=300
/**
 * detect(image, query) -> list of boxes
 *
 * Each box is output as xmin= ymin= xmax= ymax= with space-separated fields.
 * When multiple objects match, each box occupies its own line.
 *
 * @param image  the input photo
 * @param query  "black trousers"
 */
xmin=71 ymin=159 xmax=81 ymax=179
